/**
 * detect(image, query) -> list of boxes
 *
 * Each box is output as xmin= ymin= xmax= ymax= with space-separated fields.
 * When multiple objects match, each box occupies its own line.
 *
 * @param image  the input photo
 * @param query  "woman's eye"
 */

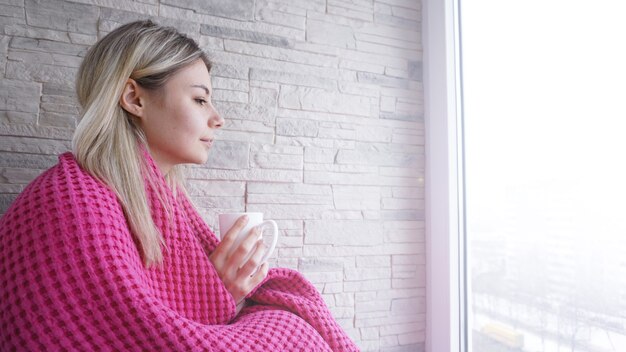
xmin=195 ymin=98 xmax=207 ymax=106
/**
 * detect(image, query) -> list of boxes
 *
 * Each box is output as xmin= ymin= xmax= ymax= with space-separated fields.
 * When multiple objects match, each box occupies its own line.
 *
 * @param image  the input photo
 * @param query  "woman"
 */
xmin=0 ymin=20 xmax=358 ymax=351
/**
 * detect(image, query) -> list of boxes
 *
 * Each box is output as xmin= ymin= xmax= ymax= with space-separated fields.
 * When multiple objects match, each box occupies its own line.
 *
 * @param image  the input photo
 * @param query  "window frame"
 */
xmin=423 ymin=0 xmax=466 ymax=351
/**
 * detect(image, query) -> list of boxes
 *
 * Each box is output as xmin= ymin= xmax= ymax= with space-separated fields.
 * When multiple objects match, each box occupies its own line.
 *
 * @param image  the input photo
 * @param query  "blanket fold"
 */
xmin=0 ymin=152 xmax=359 ymax=352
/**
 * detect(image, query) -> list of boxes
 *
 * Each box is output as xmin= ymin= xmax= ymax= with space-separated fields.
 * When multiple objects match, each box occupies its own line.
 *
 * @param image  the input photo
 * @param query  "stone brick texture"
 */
xmin=0 ymin=0 xmax=424 ymax=350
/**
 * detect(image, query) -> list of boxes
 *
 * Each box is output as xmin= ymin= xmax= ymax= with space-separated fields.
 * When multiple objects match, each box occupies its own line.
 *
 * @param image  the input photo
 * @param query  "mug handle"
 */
xmin=258 ymin=219 xmax=279 ymax=264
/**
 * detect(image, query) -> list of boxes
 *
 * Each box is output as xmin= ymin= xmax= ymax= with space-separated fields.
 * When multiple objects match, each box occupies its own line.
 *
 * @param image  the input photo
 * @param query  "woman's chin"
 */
xmin=179 ymin=154 xmax=209 ymax=166
xmin=198 ymin=153 xmax=210 ymax=165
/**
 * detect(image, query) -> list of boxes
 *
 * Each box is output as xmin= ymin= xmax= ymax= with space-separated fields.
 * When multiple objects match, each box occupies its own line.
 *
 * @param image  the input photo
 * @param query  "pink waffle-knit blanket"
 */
xmin=0 ymin=152 xmax=359 ymax=351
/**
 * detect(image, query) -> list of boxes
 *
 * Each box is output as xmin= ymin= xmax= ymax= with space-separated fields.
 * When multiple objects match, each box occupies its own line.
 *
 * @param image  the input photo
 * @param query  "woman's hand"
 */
xmin=209 ymin=215 xmax=270 ymax=306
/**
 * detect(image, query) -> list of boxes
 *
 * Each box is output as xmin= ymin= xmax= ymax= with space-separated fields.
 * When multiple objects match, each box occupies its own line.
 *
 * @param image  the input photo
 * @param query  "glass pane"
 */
xmin=461 ymin=1 xmax=626 ymax=351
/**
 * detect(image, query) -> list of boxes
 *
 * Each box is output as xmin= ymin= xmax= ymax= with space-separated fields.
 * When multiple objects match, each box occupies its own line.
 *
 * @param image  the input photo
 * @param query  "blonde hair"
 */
xmin=72 ymin=20 xmax=211 ymax=267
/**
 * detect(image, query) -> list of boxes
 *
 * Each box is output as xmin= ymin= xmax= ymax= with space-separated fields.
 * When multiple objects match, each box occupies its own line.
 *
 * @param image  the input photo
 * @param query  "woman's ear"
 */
xmin=119 ymin=79 xmax=146 ymax=120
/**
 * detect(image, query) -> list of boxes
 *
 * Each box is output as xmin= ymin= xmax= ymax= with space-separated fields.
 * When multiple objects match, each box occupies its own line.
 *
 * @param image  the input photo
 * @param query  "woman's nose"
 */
xmin=209 ymin=108 xmax=224 ymax=129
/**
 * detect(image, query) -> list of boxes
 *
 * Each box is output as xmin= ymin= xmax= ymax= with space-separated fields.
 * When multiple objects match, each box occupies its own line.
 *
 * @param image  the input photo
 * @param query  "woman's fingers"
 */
xmin=233 ymin=259 xmax=269 ymax=304
xmin=221 ymin=215 xmax=249 ymax=245
xmin=209 ymin=215 xmax=249 ymax=266
xmin=223 ymin=250 xmax=268 ymax=304
xmin=225 ymin=226 xmax=261 ymax=270
xmin=208 ymin=219 xmax=271 ymax=305
xmin=250 ymin=262 xmax=270 ymax=286
xmin=237 ymin=240 xmax=267 ymax=279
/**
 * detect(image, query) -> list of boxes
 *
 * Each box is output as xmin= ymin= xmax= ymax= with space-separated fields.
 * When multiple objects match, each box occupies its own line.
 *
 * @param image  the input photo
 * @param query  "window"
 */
xmin=462 ymin=1 xmax=626 ymax=351
xmin=425 ymin=1 xmax=626 ymax=351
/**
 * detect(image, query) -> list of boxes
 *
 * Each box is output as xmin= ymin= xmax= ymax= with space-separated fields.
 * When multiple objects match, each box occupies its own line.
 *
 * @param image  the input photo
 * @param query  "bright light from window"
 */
xmin=462 ymin=1 xmax=626 ymax=351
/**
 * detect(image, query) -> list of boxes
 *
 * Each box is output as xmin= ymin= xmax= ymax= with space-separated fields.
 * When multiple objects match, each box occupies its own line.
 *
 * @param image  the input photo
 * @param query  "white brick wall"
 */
xmin=0 ymin=1 xmax=424 ymax=351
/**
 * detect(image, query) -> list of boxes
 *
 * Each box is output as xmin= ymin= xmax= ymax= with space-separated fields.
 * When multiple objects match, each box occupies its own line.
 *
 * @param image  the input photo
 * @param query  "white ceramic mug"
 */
xmin=217 ymin=212 xmax=279 ymax=265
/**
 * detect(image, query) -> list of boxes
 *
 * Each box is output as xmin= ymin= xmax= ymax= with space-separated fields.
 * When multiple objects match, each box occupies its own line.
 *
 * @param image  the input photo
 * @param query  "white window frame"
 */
xmin=423 ymin=0 xmax=465 ymax=351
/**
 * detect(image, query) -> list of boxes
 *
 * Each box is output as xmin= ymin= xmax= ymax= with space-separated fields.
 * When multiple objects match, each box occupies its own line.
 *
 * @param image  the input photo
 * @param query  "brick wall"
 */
xmin=0 ymin=0 xmax=424 ymax=350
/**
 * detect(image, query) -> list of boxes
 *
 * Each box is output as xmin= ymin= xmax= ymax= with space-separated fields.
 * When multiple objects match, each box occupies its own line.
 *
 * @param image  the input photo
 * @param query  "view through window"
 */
xmin=461 ymin=1 xmax=626 ymax=351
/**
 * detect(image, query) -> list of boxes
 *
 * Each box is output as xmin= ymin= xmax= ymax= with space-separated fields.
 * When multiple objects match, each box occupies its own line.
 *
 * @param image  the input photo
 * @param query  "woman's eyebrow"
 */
xmin=190 ymin=84 xmax=211 ymax=96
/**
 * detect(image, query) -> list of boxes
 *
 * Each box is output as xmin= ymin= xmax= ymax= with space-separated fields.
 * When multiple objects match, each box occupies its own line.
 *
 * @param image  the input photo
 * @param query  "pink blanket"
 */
xmin=0 ymin=152 xmax=359 ymax=351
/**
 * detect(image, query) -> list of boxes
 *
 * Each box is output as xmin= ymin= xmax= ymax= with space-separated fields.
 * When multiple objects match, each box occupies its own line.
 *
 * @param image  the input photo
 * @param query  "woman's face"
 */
xmin=139 ymin=59 xmax=224 ymax=174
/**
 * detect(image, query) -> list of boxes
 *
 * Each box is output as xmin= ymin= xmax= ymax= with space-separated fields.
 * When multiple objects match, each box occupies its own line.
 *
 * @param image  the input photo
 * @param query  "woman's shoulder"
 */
xmin=15 ymin=151 xmax=116 ymax=202
xmin=0 ymin=152 xmax=123 ymax=234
